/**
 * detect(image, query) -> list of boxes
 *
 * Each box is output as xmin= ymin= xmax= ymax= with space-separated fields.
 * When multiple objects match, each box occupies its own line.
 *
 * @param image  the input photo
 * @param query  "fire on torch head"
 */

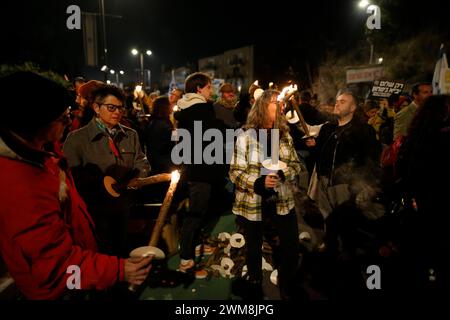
xmin=277 ymin=84 xmax=298 ymax=102
xmin=171 ymin=170 xmax=180 ymax=183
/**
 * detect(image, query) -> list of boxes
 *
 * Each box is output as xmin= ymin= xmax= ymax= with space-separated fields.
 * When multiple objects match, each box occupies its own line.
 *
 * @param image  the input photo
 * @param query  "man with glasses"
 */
xmin=63 ymin=85 xmax=150 ymax=257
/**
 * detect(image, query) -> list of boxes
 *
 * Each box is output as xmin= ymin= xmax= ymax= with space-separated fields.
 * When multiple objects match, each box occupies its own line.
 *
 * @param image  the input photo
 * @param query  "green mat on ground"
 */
xmin=139 ymin=212 xmax=238 ymax=300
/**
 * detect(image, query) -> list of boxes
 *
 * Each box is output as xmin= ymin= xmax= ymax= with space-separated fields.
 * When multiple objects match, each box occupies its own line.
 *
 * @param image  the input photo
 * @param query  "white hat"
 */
xmin=286 ymin=110 xmax=300 ymax=124
xmin=253 ymin=88 xmax=264 ymax=100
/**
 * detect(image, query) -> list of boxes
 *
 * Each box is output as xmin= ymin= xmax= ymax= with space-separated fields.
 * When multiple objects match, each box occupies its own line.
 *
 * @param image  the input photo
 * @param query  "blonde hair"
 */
xmin=244 ymin=89 xmax=289 ymax=136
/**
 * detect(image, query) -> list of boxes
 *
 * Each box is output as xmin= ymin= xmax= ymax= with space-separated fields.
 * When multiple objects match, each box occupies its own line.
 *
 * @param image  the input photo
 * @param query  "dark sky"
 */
xmin=1 ymin=0 xmax=448 ymax=86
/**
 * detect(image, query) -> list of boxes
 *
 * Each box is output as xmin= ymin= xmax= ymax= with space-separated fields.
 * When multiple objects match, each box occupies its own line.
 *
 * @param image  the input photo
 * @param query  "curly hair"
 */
xmin=243 ymin=89 xmax=289 ymax=136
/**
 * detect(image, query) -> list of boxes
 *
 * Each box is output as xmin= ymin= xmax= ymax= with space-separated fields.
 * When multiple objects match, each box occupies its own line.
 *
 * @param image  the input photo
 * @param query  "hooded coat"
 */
xmin=0 ymin=133 xmax=124 ymax=299
xmin=173 ymin=93 xmax=227 ymax=182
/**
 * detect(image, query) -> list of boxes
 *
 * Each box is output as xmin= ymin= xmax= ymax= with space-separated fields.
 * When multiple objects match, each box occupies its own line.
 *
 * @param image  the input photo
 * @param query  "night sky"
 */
xmin=1 ymin=0 xmax=448 ymax=86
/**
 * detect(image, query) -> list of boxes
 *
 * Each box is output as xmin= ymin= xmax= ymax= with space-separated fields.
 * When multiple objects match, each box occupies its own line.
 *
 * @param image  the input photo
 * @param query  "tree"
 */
xmin=0 ymin=62 xmax=70 ymax=88
xmin=312 ymin=31 xmax=449 ymax=102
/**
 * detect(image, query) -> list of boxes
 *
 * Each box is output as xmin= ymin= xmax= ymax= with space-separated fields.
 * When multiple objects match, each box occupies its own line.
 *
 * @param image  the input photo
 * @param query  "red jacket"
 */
xmin=0 ymin=137 xmax=125 ymax=299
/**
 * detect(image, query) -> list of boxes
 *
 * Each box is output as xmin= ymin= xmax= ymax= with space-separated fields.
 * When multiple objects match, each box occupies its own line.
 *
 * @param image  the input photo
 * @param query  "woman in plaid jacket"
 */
xmin=230 ymin=89 xmax=302 ymax=300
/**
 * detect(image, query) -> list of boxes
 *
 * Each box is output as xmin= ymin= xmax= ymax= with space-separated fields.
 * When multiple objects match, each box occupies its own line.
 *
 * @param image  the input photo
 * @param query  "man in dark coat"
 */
xmin=306 ymin=90 xmax=382 ymax=253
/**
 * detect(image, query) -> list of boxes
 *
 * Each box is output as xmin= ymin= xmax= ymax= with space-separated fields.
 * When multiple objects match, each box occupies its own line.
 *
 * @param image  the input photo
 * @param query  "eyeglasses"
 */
xmin=98 ymin=103 xmax=126 ymax=113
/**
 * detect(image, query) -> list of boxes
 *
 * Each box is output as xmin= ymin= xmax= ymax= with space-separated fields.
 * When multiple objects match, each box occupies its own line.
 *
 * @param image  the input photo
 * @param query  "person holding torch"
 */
xmin=230 ymin=89 xmax=302 ymax=300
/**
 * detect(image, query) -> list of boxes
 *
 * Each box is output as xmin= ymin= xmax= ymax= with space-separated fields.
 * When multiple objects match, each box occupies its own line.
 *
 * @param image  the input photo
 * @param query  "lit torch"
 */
xmin=148 ymin=170 xmax=180 ymax=246
xmin=128 ymin=170 xmax=181 ymax=291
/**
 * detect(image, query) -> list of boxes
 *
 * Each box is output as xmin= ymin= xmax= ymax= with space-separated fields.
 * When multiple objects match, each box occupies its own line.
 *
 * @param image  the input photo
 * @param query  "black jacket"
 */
xmin=174 ymin=102 xmax=227 ymax=182
xmin=311 ymin=118 xmax=381 ymax=185
xmin=144 ymin=117 xmax=175 ymax=174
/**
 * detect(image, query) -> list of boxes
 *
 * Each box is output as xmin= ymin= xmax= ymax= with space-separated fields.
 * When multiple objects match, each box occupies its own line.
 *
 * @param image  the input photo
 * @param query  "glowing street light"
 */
xmin=378 ymin=57 xmax=383 ymax=64
xmin=131 ymin=48 xmax=153 ymax=89
xmin=110 ymin=69 xmax=115 ymax=74
xmin=116 ymin=70 xmax=125 ymax=88
xmin=358 ymin=0 xmax=370 ymax=8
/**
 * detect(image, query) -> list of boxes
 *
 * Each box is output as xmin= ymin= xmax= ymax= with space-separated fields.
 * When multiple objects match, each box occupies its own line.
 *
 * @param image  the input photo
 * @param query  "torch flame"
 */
xmin=171 ymin=170 xmax=180 ymax=183
xmin=277 ymin=84 xmax=298 ymax=102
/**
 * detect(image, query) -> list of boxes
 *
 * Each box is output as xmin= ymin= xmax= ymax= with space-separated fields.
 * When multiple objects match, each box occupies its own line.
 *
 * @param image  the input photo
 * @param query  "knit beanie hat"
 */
xmin=0 ymin=71 xmax=71 ymax=134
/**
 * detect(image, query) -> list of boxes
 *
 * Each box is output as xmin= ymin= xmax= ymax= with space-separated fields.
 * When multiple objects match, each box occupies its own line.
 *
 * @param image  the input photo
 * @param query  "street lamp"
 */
xmin=131 ymin=48 xmax=152 ymax=89
xmin=100 ymin=65 xmax=109 ymax=81
xmin=377 ymin=57 xmax=383 ymax=64
xmin=117 ymin=70 xmax=125 ymax=88
xmin=358 ymin=1 xmax=374 ymax=64
xmin=358 ymin=0 xmax=370 ymax=9
xmin=367 ymin=37 xmax=374 ymax=64
xmin=109 ymin=69 xmax=122 ymax=86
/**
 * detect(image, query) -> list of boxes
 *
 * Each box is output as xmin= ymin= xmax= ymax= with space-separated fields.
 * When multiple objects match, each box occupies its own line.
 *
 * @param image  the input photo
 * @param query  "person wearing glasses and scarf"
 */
xmin=63 ymin=85 xmax=150 ymax=257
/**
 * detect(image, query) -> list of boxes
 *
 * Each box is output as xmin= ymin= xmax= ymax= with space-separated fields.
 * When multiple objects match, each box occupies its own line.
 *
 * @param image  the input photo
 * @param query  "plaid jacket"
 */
xmin=229 ymin=130 xmax=301 ymax=221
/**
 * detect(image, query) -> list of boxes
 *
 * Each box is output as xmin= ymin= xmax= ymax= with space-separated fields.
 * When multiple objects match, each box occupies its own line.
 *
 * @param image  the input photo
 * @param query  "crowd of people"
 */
xmin=0 ymin=69 xmax=449 ymax=300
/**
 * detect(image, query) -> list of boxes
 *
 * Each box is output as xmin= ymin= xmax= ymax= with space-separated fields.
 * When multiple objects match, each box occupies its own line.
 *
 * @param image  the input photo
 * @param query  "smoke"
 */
xmin=333 ymin=159 xmax=384 ymax=220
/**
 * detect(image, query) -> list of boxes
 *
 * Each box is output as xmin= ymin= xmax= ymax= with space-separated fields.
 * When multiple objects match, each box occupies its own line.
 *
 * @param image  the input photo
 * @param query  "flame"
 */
xmin=173 ymin=105 xmax=179 ymax=112
xmin=171 ymin=170 xmax=180 ymax=183
xmin=135 ymin=85 xmax=142 ymax=92
xmin=253 ymin=80 xmax=259 ymax=86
